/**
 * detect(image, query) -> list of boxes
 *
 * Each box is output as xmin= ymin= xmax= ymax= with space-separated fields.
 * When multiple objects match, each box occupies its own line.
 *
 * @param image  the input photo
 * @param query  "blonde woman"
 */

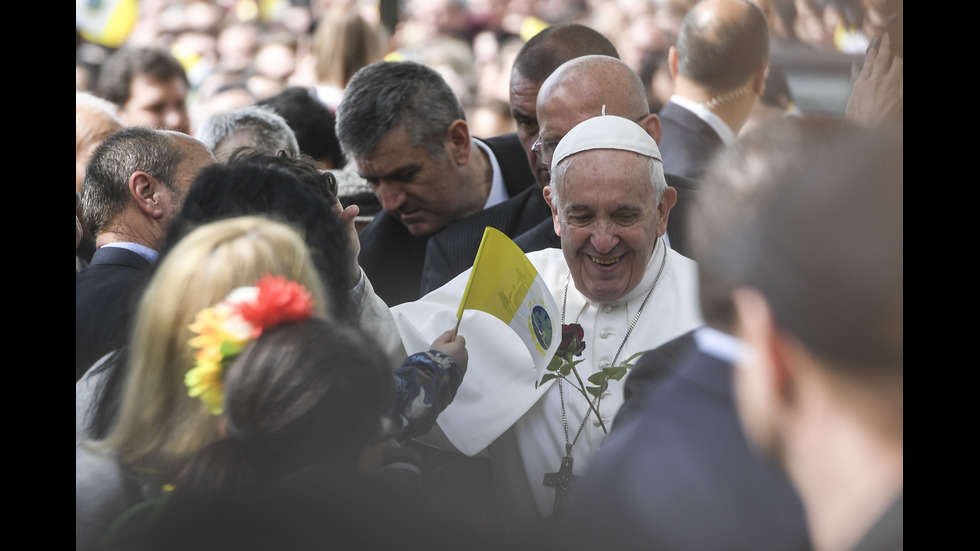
xmin=76 ymin=216 xmax=329 ymax=550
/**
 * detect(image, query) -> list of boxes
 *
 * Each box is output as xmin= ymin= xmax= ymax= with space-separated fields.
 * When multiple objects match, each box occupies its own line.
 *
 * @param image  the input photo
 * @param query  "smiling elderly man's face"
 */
xmin=547 ymin=148 xmax=671 ymax=303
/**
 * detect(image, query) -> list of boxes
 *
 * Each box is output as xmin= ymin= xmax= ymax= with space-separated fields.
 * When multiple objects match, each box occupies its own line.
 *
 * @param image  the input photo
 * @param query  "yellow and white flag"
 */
xmin=457 ymin=228 xmax=560 ymax=378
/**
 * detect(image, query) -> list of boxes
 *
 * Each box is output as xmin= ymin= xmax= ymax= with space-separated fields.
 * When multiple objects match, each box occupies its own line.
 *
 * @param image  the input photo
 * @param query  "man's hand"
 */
xmin=335 ymin=199 xmax=362 ymax=289
xmin=846 ymin=31 xmax=903 ymax=126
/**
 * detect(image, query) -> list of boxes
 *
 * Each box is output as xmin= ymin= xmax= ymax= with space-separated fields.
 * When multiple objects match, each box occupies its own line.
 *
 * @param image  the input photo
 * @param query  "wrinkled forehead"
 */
xmin=555 ymin=149 xmax=655 ymax=194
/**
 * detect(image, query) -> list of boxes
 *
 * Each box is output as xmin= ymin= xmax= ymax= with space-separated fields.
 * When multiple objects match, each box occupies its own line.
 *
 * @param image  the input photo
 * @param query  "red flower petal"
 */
xmin=236 ymin=275 xmax=314 ymax=333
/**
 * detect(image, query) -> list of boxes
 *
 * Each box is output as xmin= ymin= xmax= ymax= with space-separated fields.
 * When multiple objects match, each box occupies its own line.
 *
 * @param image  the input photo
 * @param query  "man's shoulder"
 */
xmin=434 ymin=185 xmax=543 ymax=244
xmin=85 ymin=246 xmax=152 ymax=269
xmin=658 ymin=101 xmax=718 ymax=142
xmin=77 ymin=248 xmax=151 ymax=293
xmin=358 ymin=213 xmax=424 ymax=256
xmin=658 ymin=101 xmax=698 ymax=124
xmin=477 ymin=133 xmax=523 ymax=157
xmin=513 ymin=218 xmax=559 ymax=253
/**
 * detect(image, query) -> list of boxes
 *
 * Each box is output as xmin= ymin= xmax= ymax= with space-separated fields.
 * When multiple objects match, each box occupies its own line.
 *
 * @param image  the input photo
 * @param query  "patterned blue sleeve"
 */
xmin=389 ymin=350 xmax=465 ymax=440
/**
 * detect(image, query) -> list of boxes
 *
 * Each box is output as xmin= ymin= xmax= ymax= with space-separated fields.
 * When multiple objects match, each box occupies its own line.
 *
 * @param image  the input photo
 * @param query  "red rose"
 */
xmin=559 ymin=323 xmax=586 ymax=357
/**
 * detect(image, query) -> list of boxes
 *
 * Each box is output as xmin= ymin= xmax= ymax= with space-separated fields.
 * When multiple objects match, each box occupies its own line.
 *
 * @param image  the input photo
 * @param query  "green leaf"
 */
xmin=587 ymin=371 xmax=608 ymax=385
xmin=586 ymin=385 xmax=601 ymax=397
xmin=537 ymin=373 xmax=558 ymax=387
xmin=547 ymin=356 xmax=563 ymax=372
xmin=559 ymin=363 xmax=572 ymax=376
xmin=618 ymin=351 xmax=644 ymax=368
xmin=605 ymin=366 xmax=629 ymax=381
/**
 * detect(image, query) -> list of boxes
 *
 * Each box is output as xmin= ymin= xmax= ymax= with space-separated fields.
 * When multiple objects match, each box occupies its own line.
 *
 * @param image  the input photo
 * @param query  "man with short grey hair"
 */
xmin=196 ymin=104 xmax=300 ymax=162
xmin=336 ymin=60 xmax=533 ymax=306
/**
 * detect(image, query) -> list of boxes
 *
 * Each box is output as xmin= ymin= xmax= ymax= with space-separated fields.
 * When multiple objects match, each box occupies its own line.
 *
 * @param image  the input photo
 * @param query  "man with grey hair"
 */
xmin=196 ymin=104 xmax=300 ymax=162
xmin=391 ymin=114 xmax=701 ymax=529
xmin=336 ymin=60 xmax=534 ymax=306
xmin=76 ymin=127 xmax=215 ymax=380
xmin=659 ymin=0 xmax=770 ymax=179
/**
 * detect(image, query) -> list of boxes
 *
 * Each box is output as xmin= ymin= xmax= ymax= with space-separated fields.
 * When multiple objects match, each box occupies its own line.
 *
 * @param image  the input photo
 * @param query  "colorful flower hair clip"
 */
xmin=185 ymin=274 xmax=315 ymax=414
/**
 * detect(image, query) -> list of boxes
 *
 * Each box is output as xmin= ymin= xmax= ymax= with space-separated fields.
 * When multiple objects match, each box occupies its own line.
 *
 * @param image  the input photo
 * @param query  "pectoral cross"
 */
xmin=543 ymin=454 xmax=580 ymax=515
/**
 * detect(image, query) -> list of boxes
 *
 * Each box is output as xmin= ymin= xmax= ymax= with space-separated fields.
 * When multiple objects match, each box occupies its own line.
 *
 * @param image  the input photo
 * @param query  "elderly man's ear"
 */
xmin=129 ymin=171 xmax=168 ymax=220
xmin=543 ymin=185 xmax=562 ymax=237
xmin=657 ymin=187 xmax=677 ymax=236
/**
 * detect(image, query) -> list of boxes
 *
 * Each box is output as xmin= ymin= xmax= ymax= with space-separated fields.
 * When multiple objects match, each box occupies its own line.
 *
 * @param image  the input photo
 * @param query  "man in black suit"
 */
xmin=557 ymin=117 xmax=860 ymax=551
xmin=420 ymin=24 xmax=620 ymax=294
xmin=335 ymin=61 xmax=535 ymax=306
xmin=523 ymin=54 xmax=699 ymax=257
xmin=658 ymin=0 xmax=770 ymax=180
xmin=76 ymin=127 xmax=215 ymax=380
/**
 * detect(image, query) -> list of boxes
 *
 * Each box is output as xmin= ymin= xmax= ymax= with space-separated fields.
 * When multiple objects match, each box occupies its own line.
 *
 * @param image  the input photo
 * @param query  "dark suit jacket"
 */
xmin=357 ymin=134 xmax=535 ymax=306
xmin=658 ymin=101 xmax=726 ymax=180
xmin=560 ymin=332 xmax=812 ymax=551
xmin=76 ymin=247 xmax=152 ymax=381
xmin=509 ymin=173 xmax=700 ymax=258
xmin=613 ymin=330 xmax=697 ymax=430
xmin=420 ymin=184 xmax=549 ymax=294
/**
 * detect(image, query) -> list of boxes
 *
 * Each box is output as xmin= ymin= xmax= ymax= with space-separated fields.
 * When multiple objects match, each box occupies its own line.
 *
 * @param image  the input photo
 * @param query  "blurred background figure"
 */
xmin=96 ymin=46 xmax=192 ymax=134
xmin=730 ymin=122 xmax=903 ymax=551
xmin=467 ymin=96 xmax=517 ymax=138
xmin=292 ymin=4 xmax=389 ymax=113
xmin=76 ymin=91 xmax=125 ymax=269
xmin=659 ymin=0 xmax=771 ymax=180
xmin=195 ymin=104 xmax=300 ymax=162
xmin=257 ymin=86 xmax=347 ymax=169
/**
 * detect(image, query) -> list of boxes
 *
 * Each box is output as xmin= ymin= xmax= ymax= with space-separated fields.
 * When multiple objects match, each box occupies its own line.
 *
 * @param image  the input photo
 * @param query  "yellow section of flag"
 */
xmin=76 ymin=0 xmax=139 ymax=48
xmin=456 ymin=228 xmax=531 ymax=321
xmin=457 ymin=228 xmax=560 ymax=372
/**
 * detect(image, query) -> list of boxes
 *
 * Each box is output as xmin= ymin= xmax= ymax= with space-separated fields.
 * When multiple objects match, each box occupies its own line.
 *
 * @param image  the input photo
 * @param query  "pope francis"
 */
xmin=391 ymin=115 xmax=703 ymax=524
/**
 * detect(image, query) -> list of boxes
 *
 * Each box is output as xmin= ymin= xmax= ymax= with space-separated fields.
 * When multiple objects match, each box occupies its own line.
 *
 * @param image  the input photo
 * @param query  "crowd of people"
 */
xmin=77 ymin=0 xmax=902 ymax=550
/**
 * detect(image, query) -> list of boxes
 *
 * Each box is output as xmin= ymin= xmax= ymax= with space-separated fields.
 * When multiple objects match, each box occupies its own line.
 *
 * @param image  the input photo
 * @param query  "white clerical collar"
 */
xmin=101 ymin=241 xmax=159 ymax=263
xmin=473 ymin=138 xmax=508 ymax=209
xmin=694 ymin=326 xmax=748 ymax=365
xmin=669 ymin=95 xmax=737 ymax=146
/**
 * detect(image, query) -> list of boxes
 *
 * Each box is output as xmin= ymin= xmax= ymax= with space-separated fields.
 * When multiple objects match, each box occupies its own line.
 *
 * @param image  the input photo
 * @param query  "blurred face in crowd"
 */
xmin=546 ymin=149 xmax=673 ymax=303
xmin=122 ymin=75 xmax=191 ymax=135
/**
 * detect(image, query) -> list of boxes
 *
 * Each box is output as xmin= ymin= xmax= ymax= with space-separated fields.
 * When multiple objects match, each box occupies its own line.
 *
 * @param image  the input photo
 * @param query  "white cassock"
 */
xmin=391 ymin=239 xmax=703 ymax=519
